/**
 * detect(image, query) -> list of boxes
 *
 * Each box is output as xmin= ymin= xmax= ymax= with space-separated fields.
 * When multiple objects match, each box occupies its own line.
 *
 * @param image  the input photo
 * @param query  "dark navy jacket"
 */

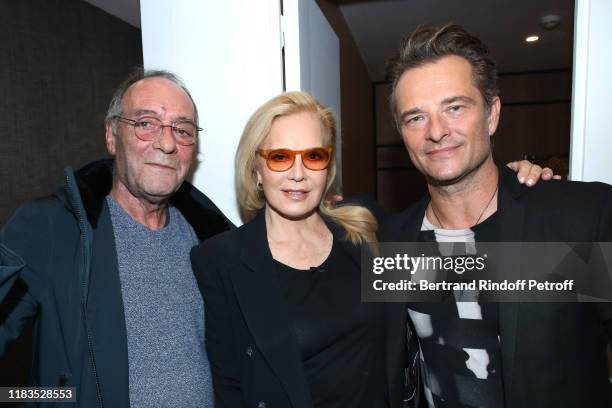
xmin=0 ymin=159 xmax=232 ymax=407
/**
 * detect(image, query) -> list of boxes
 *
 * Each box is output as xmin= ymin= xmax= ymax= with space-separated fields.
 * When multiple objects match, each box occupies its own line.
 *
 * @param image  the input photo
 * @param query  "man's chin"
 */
xmin=421 ymin=166 xmax=466 ymax=186
xmin=426 ymin=173 xmax=466 ymax=187
xmin=141 ymin=184 xmax=183 ymax=203
xmin=422 ymin=155 xmax=491 ymax=187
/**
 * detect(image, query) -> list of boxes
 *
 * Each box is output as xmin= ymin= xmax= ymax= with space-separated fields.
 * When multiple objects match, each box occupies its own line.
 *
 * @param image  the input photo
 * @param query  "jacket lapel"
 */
xmin=497 ymin=166 xmax=527 ymax=406
xmin=400 ymin=195 xmax=429 ymax=242
xmin=384 ymin=195 xmax=428 ymax=406
xmin=87 ymin=201 xmax=130 ymax=407
xmin=231 ymin=211 xmax=313 ymax=408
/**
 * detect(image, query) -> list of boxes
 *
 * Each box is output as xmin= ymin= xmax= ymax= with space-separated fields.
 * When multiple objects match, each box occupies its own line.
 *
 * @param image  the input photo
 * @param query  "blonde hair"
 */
xmin=235 ymin=91 xmax=377 ymax=244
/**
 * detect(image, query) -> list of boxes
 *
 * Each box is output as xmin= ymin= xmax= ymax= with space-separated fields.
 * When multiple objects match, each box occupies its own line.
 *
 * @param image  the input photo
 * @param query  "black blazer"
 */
xmin=380 ymin=165 xmax=612 ymax=408
xmin=191 ymin=205 xmax=406 ymax=408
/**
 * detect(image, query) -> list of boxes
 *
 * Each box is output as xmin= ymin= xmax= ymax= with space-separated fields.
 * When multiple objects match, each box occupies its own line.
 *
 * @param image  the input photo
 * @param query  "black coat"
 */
xmin=380 ymin=165 xmax=612 ymax=408
xmin=0 ymin=159 xmax=233 ymax=407
xmin=191 ymin=206 xmax=406 ymax=408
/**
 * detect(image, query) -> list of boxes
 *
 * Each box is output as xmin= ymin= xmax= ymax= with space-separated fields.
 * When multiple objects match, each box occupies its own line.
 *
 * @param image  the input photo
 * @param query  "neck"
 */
xmin=427 ymin=158 xmax=499 ymax=230
xmin=264 ymin=205 xmax=329 ymax=243
xmin=110 ymin=182 xmax=169 ymax=230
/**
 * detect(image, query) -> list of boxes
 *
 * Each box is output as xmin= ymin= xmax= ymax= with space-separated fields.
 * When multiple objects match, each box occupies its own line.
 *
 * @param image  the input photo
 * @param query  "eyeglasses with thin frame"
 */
xmin=114 ymin=116 xmax=201 ymax=146
xmin=257 ymin=146 xmax=333 ymax=172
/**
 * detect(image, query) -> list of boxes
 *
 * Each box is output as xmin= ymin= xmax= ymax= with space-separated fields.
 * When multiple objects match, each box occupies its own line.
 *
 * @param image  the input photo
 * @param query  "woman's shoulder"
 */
xmin=190 ymin=215 xmax=266 ymax=259
xmin=191 ymin=225 xmax=242 ymax=260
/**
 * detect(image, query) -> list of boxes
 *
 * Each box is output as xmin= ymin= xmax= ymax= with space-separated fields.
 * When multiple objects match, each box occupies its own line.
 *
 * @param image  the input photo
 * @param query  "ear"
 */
xmin=255 ymin=168 xmax=263 ymax=186
xmin=487 ymin=96 xmax=501 ymax=136
xmin=105 ymin=122 xmax=116 ymax=156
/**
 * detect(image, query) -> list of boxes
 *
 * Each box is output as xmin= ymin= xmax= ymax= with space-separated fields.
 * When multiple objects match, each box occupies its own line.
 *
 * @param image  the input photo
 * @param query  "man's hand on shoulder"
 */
xmin=507 ymin=160 xmax=562 ymax=186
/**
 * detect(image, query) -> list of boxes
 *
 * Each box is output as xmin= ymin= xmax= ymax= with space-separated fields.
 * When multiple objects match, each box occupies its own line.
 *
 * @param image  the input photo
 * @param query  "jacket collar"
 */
xmin=68 ymin=159 xmax=231 ymax=241
xmin=399 ymin=194 xmax=430 ymax=241
xmin=497 ymin=163 xmax=527 ymax=235
xmin=398 ymin=164 xmax=527 ymax=238
xmin=496 ymin=164 xmax=527 ymax=405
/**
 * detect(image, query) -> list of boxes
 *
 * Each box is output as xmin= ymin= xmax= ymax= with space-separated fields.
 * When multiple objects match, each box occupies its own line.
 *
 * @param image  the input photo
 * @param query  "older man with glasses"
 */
xmin=0 ymin=69 xmax=233 ymax=407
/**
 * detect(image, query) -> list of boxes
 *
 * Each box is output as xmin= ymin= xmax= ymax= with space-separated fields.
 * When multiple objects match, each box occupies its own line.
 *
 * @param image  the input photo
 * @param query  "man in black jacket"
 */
xmin=0 ymin=69 xmax=232 ymax=407
xmin=381 ymin=24 xmax=612 ymax=407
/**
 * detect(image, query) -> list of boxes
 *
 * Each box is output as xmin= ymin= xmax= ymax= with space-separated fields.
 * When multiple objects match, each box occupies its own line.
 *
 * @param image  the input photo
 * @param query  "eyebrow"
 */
xmin=132 ymin=109 xmax=159 ymax=117
xmin=132 ymin=110 xmax=196 ymax=124
xmin=399 ymin=95 xmax=478 ymax=122
xmin=399 ymin=107 xmax=424 ymax=123
xmin=173 ymin=116 xmax=197 ymax=125
xmin=441 ymin=95 xmax=477 ymax=106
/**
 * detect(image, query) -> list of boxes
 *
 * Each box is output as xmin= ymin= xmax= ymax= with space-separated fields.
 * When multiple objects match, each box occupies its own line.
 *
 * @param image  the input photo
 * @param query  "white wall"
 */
xmin=570 ymin=0 xmax=612 ymax=184
xmin=283 ymin=0 xmax=342 ymax=187
xmin=140 ymin=0 xmax=284 ymax=225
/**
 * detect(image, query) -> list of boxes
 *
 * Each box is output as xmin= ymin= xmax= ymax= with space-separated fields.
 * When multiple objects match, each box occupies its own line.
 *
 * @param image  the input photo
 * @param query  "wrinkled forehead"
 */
xmin=122 ymin=77 xmax=196 ymax=119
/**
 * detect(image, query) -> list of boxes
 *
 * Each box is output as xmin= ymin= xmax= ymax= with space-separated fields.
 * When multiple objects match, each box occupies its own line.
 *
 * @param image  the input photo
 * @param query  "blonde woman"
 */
xmin=190 ymin=92 xmax=553 ymax=408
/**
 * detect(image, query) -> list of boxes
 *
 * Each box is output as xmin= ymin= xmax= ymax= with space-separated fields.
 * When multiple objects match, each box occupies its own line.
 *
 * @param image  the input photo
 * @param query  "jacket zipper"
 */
xmin=65 ymin=174 xmax=104 ymax=408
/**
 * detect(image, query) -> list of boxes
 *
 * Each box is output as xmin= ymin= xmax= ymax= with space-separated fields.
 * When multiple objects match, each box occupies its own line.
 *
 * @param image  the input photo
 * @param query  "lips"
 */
xmin=282 ymin=189 xmax=309 ymax=201
xmin=426 ymin=145 xmax=460 ymax=158
xmin=146 ymin=162 xmax=176 ymax=170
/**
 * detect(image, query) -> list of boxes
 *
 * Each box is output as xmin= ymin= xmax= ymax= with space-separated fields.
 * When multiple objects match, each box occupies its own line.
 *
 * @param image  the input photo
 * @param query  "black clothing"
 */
xmin=191 ymin=202 xmax=399 ymax=408
xmin=380 ymin=165 xmax=612 ymax=408
xmin=272 ymin=238 xmax=386 ymax=408
xmin=471 ymin=211 xmax=499 ymax=241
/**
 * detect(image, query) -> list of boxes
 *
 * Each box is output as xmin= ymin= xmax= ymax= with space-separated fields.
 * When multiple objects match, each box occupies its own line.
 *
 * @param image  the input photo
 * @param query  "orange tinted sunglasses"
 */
xmin=257 ymin=146 xmax=333 ymax=172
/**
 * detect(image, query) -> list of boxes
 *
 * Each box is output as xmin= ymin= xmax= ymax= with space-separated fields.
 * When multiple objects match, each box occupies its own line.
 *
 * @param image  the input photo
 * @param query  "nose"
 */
xmin=153 ymin=125 xmax=178 ymax=154
xmin=287 ymin=154 xmax=306 ymax=181
xmin=428 ymin=114 xmax=450 ymax=143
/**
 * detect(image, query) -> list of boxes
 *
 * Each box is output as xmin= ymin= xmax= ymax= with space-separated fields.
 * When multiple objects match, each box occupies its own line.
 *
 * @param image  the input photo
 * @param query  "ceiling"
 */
xmin=82 ymin=0 xmax=574 ymax=81
xmin=338 ymin=0 xmax=575 ymax=81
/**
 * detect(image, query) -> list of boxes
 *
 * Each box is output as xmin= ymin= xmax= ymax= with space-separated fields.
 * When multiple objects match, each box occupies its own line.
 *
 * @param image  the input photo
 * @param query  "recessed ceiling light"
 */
xmin=525 ymin=35 xmax=540 ymax=43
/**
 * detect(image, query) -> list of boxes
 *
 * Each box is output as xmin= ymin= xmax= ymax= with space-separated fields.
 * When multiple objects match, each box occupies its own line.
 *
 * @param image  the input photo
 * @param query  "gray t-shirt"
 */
xmin=107 ymin=196 xmax=213 ymax=408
